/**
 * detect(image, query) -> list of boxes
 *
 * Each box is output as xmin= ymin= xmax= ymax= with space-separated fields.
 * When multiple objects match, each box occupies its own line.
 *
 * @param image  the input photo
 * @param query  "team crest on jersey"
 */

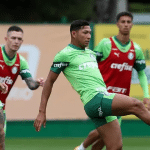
xmin=12 ymin=66 xmax=18 ymax=74
xmin=128 ymin=52 xmax=134 ymax=60
xmin=90 ymin=54 xmax=96 ymax=60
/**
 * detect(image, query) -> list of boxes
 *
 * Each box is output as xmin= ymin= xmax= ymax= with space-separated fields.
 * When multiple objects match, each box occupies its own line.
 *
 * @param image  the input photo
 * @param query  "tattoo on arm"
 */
xmin=24 ymin=77 xmax=40 ymax=90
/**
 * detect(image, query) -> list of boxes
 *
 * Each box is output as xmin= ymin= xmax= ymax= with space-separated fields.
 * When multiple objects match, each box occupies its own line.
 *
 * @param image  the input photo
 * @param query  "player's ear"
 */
xmin=71 ymin=31 xmax=76 ymax=38
xmin=4 ymin=36 xmax=7 ymax=41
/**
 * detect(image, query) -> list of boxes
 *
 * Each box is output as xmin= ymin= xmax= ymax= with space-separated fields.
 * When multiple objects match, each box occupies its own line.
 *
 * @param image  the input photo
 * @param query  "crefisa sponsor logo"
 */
xmin=110 ymin=63 xmax=132 ymax=72
xmin=0 ymin=76 xmax=13 ymax=85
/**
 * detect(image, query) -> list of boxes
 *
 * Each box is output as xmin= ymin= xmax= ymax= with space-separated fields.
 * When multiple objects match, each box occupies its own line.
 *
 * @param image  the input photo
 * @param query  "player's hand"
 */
xmin=0 ymin=82 xmax=8 ymax=94
xmin=34 ymin=111 xmax=46 ymax=132
xmin=143 ymin=98 xmax=150 ymax=111
xmin=37 ymin=78 xmax=45 ymax=87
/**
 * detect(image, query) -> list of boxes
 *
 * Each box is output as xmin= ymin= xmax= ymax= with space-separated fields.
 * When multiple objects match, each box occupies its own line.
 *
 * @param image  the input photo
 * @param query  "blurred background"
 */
xmin=1 ymin=0 xmax=150 ymax=149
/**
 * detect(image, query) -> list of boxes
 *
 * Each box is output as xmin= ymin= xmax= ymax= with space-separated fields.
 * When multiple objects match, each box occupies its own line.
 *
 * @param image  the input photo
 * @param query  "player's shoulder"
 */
xmin=101 ymin=37 xmax=111 ymax=43
xmin=62 ymin=45 xmax=73 ymax=53
xmin=53 ymin=45 xmax=72 ymax=62
xmin=132 ymin=41 xmax=145 ymax=59
xmin=55 ymin=45 xmax=71 ymax=57
xmin=86 ymin=48 xmax=93 ymax=52
xmin=19 ymin=54 xmax=27 ymax=62
xmin=133 ymin=41 xmax=142 ymax=51
xmin=97 ymin=37 xmax=111 ymax=46
xmin=86 ymin=48 xmax=96 ymax=54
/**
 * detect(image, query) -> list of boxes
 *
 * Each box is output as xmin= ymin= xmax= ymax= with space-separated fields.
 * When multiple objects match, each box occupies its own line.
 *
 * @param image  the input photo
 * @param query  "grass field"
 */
xmin=5 ymin=137 xmax=150 ymax=150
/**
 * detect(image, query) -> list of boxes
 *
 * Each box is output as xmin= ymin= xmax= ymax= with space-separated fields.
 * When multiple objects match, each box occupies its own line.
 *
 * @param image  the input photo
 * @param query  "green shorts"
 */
xmin=84 ymin=92 xmax=118 ymax=128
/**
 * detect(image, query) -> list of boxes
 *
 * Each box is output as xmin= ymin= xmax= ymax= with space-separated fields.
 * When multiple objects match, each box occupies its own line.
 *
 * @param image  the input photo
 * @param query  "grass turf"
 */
xmin=5 ymin=137 xmax=150 ymax=150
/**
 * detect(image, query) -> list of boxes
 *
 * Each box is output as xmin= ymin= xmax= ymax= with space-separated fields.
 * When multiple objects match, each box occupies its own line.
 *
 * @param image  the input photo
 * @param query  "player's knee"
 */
xmin=130 ymin=98 xmax=145 ymax=114
xmin=0 ymin=126 xmax=5 ymax=144
xmin=0 ymin=127 xmax=4 ymax=136
xmin=91 ymin=139 xmax=105 ymax=150
xmin=89 ymin=130 xmax=99 ymax=140
xmin=107 ymin=142 xmax=122 ymax=150
xmin=115 ymin=143 xmax=123 ymax=150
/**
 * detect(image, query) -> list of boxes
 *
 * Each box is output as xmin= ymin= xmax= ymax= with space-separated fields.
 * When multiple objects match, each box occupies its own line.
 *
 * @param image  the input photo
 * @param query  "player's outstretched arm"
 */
xmin=0 ymin=82 xmax=8 ymax=94
xmin=24 ymin=77 xmax=45 ymax=90
xmin=137 ymin=70 xmax=150 ymax=110
xmin=34 ymin=70 xmax=59 ymax=132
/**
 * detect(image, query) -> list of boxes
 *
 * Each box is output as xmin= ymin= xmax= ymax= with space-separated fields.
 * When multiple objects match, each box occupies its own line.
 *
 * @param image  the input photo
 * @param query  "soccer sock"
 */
xmin=78 ymin=143 xmax=86 ymax=150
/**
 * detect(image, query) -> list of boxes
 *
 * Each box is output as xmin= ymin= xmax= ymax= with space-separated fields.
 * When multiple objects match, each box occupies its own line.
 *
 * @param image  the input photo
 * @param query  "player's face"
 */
xmin=5 ymin=31 xmax=23 ymax=52
xmin=117 ymin=16 xmax=133 ymax=35
xmin=76 ymin=26 xmax=91 ymax=48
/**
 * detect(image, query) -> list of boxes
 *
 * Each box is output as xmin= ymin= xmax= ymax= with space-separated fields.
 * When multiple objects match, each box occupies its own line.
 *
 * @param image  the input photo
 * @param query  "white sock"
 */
xmin=78 ymin=143 xmax=86 ymax=150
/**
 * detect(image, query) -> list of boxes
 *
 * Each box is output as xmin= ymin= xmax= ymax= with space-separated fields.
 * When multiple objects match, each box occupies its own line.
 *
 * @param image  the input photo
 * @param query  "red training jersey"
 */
xmin=0 ymin=47 xmax=20 ymax=110
xmin=98 ymin=37 xmax=136 ymax=96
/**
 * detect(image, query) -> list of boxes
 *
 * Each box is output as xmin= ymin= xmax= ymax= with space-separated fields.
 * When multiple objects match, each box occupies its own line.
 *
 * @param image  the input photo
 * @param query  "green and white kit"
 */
xmin=51 ymin=44 xmax=117 ymax=127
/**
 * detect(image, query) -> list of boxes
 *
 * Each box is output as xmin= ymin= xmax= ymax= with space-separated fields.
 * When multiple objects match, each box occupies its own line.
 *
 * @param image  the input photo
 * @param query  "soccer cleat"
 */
xmin=74 ymin=146 xmax=79 ymax=150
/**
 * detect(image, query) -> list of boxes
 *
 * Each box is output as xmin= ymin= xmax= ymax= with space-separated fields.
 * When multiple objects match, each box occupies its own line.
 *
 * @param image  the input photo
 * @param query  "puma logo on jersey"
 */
xmin=110 ymin=63 xmax=132 ymax=71
xmin=130 ymin=49 xmax=134 ymax=52
xmin=112 ymin=48 xmax=118 ymax=51
xmin=114 ymin=52 xmax=119 ymax=57
xmin=0 ymin=65 xmax=4 ymax=70
xmin=14 ymin=64 xmax=20 ymax=66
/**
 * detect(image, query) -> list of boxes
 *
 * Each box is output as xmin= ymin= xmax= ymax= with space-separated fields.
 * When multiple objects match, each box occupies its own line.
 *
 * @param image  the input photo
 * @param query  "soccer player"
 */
xmin=34 ymin=20 xmax=150 ymax=150
xmin=74 ymin=11 xmax=150 ymax=150
xmin=0 ymin=26 xmax=44 ymax=150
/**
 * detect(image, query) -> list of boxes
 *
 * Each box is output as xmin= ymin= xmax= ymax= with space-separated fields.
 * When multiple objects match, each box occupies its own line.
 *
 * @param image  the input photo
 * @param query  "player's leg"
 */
xmin=75 ymin=116 xmax=122 ymax=150
xmin=83 ymin=92 xmax=150 ymax=150
xmin=75 ymin=129 xmax=102 ymax=150
xmin=111 ymin=94 xmax=150 ymax=125
xmin=76 ymin=119 xmax=122 ymax=150
xmin=83 ymin=93 xmax=122 ymax=150
xmin=96 ymin=119 xmax=122 ymax=150
xmin=83 ymin=129 xmax=100 ymax=148
xmin=0 ymin=108 xmax=5 ymax=150
xmin=90 ymin=116 xmax=122 ymax=150
xmin=74 ymin=120 xmax=122 ymax=150
xmin=91 ymin=138 xmax=105 ymax=150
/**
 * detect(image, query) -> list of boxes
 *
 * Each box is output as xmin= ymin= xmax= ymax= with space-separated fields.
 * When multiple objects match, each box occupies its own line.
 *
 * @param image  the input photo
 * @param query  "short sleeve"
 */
xmin=51 ymin=51 xmax=69 ymax=74
xmin=19 ymin=55 xmax=32 ymax=79
xmin=93 ymin=38 xmax=111 ymax=62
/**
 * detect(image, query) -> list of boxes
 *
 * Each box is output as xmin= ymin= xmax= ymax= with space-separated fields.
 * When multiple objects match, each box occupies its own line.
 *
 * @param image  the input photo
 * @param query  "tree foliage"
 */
xmin=0 ymin=0 xmax=95 ymax=23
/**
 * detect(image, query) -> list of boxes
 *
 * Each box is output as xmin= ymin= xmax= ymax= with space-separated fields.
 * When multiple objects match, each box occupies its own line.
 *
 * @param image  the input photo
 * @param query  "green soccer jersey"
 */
xmin=1 ymin=46 xmax=32 ymax=79
xmin=94 ymin=36 xmax=146 ymax=71
xmin=51 ymin=44 xmax=107 ymax=105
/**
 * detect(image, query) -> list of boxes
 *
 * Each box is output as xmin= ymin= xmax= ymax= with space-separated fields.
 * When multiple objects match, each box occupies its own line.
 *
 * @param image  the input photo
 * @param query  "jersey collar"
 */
xmin=114 ymin=36 xmax=130 ymax=47
xmin=2 ymin=45 xmax=16 ymax=61
xmin=68 ymin=44 xmax=85 ymax=51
